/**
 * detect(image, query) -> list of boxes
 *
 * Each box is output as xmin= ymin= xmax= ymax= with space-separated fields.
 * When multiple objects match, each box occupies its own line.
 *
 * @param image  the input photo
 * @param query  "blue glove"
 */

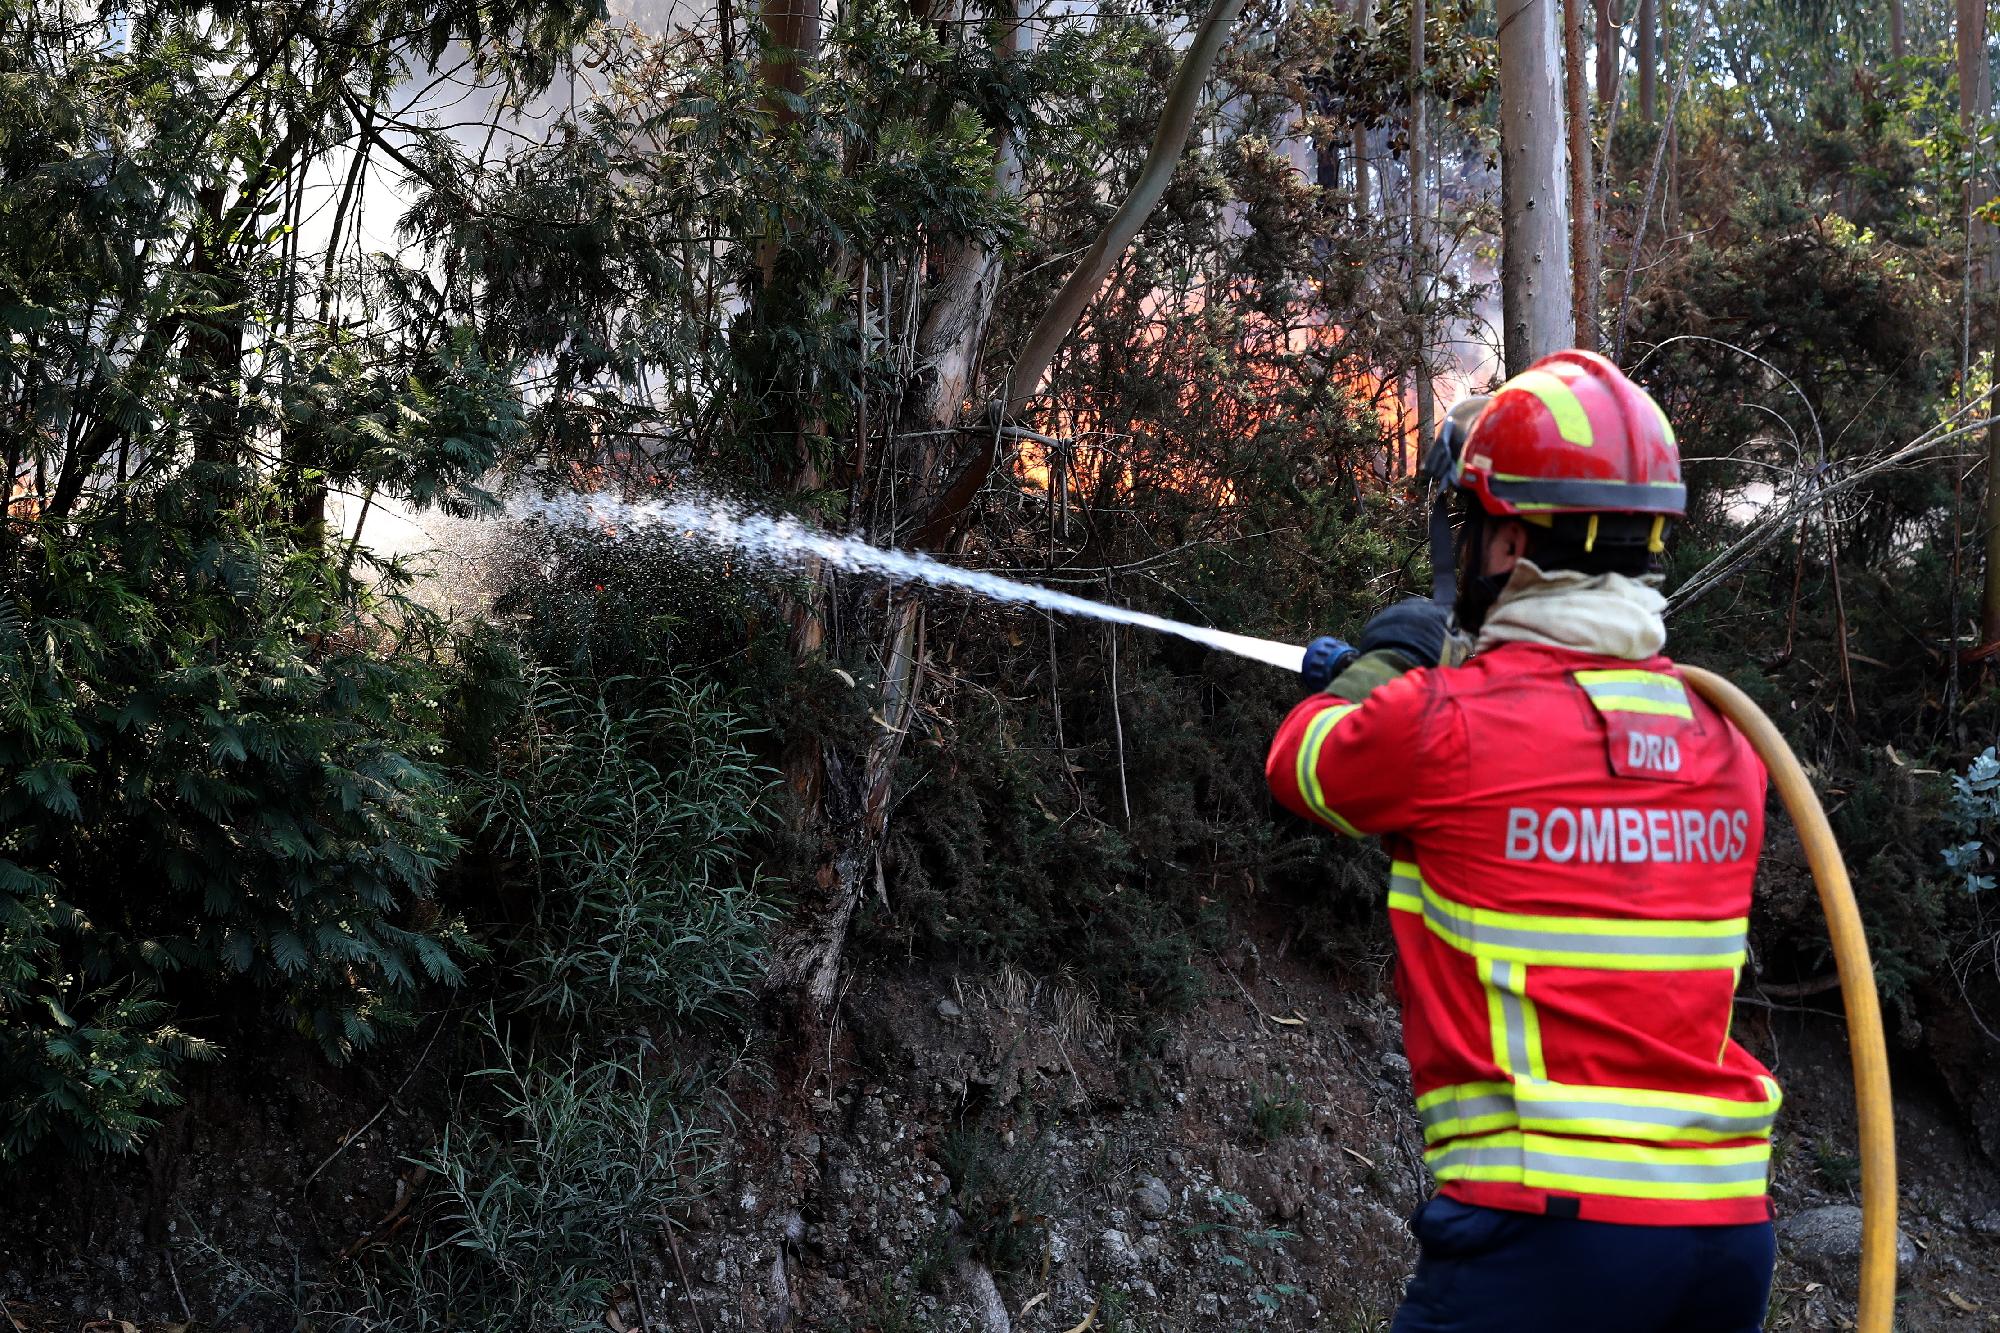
xmin=1358 ymin=597 xmax=1456 ymax=668
xmin=1300 ymin=635 xmax=1359 ymax=692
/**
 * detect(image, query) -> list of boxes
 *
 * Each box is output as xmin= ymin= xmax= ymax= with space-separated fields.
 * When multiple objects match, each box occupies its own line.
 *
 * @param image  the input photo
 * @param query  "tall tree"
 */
xmin=1498 ymin=0 xmax=1575 ymax=369
xmin=1960 ymin=0 xmax=2000 ymax=645
xmin=1353 ymin=0 xmax=1375 ymax=219
xmin=771 ymin=0 xmax=1252 ymax=1017
xmin=1411 ymin=0 xmax=1435 ymax=448
xmin=1595 ymin=0 xmax=1616 ymax=105
xmin=1566 ymin=0 xmax=1597 ymax=350
xmin=1638 ymin=0 xmax=1657 ymax=120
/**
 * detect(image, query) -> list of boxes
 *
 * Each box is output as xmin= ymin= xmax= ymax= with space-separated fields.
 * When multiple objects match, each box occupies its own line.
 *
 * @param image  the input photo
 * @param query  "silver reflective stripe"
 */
xmin=1430 ymin=1140 xmax=1770 ymax=1187
xmin=1578 ymin=677 xmax=1687 ymax=708
xmin=1487 ymin=960 xmax=1538 ymax=1076
xmin=1518 ymin=1092 xmax=1776 ymax=1138
xmin=1422 ymin=1085 xmax=1779 ymax=1141
xmin=1424 ymin=892 xmax=1745 ymax=963
xmin=1418 ymin=1090 xmax=1515 ymax=1133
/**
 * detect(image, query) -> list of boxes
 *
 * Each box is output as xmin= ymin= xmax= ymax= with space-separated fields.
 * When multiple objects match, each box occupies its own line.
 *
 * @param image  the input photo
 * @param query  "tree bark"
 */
xmin=1498 ymin=0 xmax=1575 ymax=371
xmin=1410 ymin=0 xmax=1434 ymax=452
xmin=1611 ymin=0 xmax=1710 ymax=361
xmin=1565 ymin=0 xmax=1596 ymax=351
xmin=759 ymin=0 xmax=819 ymax=123
xmin=1353 ymin=0 xmax=1375 ymax=221
xmin=1959 ymin=0 xmax=2000 ymax=644
xmin=1890 ymin=0 xmax=1905 ymax=61
xmin=768 ymin=0 xmax=1040 ymax=1018
xmin=1638 ymin=0 xmax=1656 ymax=121
xmin=1594 ymin=0 xmax=1615 ymax=106
xmin=913 ymin=0 xmax=1249 ymax=549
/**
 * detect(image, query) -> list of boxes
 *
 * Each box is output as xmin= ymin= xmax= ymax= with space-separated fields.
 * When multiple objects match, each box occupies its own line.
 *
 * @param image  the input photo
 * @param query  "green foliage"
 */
xmin=938 ymin=1121 xmax=1055 ymax=1279
xmin=0 ymin=499 xmax=480 ymax=1162
xmin=1250 ymin=1084 xmax=1309 ymax=1143
xmin=469 ymin=671 xmax=777 ymax=1029
xmin=341 ymin=1024 xmax=721 ymax=1333
xmin=1184 ymin=1188 xmax=1302 ymax=1316
xmin=0 ymin=981 xmax=212 ymax=1163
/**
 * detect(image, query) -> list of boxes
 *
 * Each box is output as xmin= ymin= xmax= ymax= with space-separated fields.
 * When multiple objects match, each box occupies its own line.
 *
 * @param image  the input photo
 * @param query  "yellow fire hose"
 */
xmin=1682 ymin=666 xmax=1897 ymax=1332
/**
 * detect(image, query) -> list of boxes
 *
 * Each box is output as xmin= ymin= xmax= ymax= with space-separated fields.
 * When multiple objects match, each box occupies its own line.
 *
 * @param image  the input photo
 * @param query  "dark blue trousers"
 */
xmin=1390 ymin=1196 xmax=1777 ymax=1333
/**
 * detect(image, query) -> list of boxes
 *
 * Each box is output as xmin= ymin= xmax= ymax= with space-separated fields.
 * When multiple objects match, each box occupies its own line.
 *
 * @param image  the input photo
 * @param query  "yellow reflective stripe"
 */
xmin=1480 ymin=957 xmax=1547 ymax=1081
xmin=1416 ymin=1080 xmax=1515 ymax=1110
xmin=1573 ymin=669 xmax=1680 ymax=687
xmin=1426 ymin=1131 xmax=1771 ymax=1201
xmin=1585 ymin=695 xmax=1696 ymax=718
xmin=1417 ymin=1082 xmax=1518 ymax=1142
xmin=1295 ymin=703 xmax=1363 ymax=838
xmin=1574 ymin=669 xmax=1695 ymax=721
xmin=1387 ymin=860 xmax=1423 ymax=914
xmin=1417 ymin=1078 xmax=1783 ymax=1147
xmin=1502 ymin=369 xmax=1594 ymax=447
xmin=1651 ymin=397 xmax=1677 ymax=450
xmin=1395 ymin=865 xmax=1747 ymax=971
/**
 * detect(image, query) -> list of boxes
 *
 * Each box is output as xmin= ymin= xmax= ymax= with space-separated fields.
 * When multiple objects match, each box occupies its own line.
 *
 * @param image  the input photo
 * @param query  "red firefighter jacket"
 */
xmin=1267 ymin=642 xmax=1779 ymax=1225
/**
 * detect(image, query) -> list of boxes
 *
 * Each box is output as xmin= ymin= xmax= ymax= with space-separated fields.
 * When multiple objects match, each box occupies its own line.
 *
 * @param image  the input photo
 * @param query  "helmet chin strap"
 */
xmin=1428 ymin=486 xmax=1458 ymax=605
xmin=1434 ymin=493 xmax=1507 ymax=634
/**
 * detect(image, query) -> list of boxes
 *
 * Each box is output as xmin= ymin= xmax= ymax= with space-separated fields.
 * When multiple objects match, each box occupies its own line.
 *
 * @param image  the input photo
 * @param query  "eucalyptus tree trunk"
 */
xmin=1958 ymin=0 xmax=2000 ymax=645
xmin=771 ymin=0 xmax=1248 ymax=1017
xmin=1594 ymin=0 xmax=1615 ymax=106
xmin=1891 ymin=0 xmax=1905 ymax=60
xmin=1565 ymin=0 xmax=1596 ymax=351
xmin=1498 ymin=0 xmax=1575 ymax=370
xmin=764 ymin=0 xmax=1016 ymax=1016
xmin=1638 ymin=0 xmax=1656 ymax=121
xmin=759 ymin=0 xmax=819 ymax=124
xmin=1409 ymin=0 xmax=1434 ymax=448
xmin=1353 ymin=0 xmax=1375 ymax=220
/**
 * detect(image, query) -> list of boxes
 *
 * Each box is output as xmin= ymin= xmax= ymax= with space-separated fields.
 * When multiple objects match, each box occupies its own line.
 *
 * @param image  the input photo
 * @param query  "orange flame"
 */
xmin=6 ymin=471 xmax=39 ymax=520
xmin=1011 ymin=290 xmax=1475 ymax=504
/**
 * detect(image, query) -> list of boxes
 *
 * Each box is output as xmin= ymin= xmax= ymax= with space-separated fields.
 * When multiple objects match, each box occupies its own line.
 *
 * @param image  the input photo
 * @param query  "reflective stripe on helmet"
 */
xmin=1501 ymin=368 xmax=1595 ymax=447
xmin=1574 ymin=669 xmax=1696 ymax=720
xmin=1388 ymin=861 xmax=1748 ymax=971
xmin=1650 ymin=397 xmax=1678 ymax=450
xmin=1426 ymin=1131 xmax=1772 ymax=1200
xmin=1417 ymin=1077 xmax=1784 ymax=1146
xmin=1485 ymin=475 xmax=1688 ymax=513
xmin=1296 ymin=703 xmax=1363 ymax=838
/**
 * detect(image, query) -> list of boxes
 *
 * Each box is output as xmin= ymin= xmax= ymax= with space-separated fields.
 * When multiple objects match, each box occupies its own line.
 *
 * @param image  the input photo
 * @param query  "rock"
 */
xmin=954 ymin=1256 xmax=1012 ymax=1333
xmin=1972 ymin=1209 xmax=2000 ymax=1238
xmin=1099 ymin=1227 xmax=1140 ymax=1271
xmin=937 ymin=997 xmax=963 ymax=1020
xmin=1777 ymin=1204 xmax=1918 ymax=1276
xmin=1132 ymin=1176 xmax=1173 ymax=1220
xmin=1380 ymin=1051 xmax=1411 ymax=1079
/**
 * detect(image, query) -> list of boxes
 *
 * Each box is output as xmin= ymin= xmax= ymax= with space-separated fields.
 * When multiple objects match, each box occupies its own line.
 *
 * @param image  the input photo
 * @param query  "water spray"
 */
xmin=533 ymin=491 xmax=1309 ymax=676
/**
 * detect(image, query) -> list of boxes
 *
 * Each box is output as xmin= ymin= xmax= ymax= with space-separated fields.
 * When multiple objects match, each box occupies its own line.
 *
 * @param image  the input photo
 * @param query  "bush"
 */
xmin=469 ymin=671 xmax=777 ymax=1030
xmin=307 ymin=1021 xmax=722 ymax=1333
xmin=0 ymin=501 xmax=478 ymax=1163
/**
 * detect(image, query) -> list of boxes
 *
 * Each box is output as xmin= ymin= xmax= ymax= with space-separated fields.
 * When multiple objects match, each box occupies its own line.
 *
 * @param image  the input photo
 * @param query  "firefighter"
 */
xmin=1268 ymin=350 xmax=1779 ymax=1333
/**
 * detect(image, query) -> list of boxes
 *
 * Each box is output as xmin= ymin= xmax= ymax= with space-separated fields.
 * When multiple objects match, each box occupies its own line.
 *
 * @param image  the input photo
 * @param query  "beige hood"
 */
xmin=1474 ymin=559 xmax=1669 ymax=662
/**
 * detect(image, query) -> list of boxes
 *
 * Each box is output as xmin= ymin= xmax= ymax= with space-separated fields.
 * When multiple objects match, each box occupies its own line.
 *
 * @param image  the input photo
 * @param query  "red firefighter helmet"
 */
xmin=1447 ymin=350 xmax=1684 ymax=519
